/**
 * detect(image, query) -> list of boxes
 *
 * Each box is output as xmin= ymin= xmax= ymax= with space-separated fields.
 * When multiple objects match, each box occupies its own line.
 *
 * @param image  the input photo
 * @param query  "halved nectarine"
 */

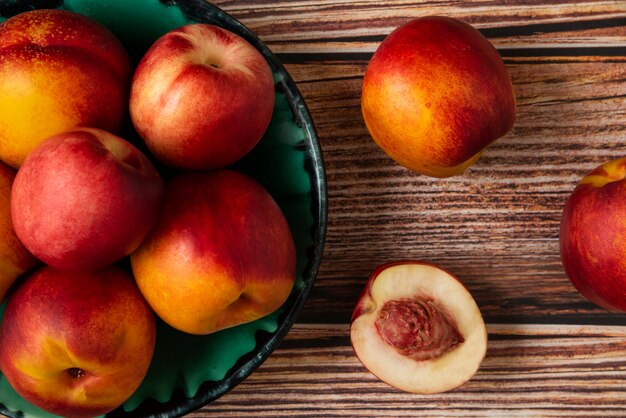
xmin=350 ymin=261 xmax=487 ymax=393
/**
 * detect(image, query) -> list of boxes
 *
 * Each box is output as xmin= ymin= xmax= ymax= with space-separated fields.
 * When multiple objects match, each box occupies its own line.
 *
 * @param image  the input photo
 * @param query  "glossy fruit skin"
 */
xmin=0 ymin=161 xmax=38 ymax=302
xmin=131 ymin=170 xmax=296 ymax=335
xmin=11 ymin=128 xmax=164 ymax=271
xmin=0 ymin=9 xmax=131 ymax=168
xmin=0 ymin=266 xmax=156 ymax=418
xmin=361 ymin=16 xmax=516 ymax=177
xmin=560 ymin=158 xmax=626 ymax=312
xmin=130 ymin=23 xmax=275 ymax=170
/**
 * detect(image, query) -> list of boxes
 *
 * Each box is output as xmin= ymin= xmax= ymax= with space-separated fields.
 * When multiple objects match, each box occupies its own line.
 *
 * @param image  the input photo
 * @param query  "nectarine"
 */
xmin=0 ymin=161 xmax=38 ymax=302
xmin=361 ymin=16 xmax=516 ymax=177
xmin=0 ymin=9 xmax=132 ymax=168
xmin=130 ymin=23 xmax=275 ymax=170
xmin=560 ymin=158 xmax=626 ymax=312
xmin=350 ymin=261 xmax=487 ymax=393
xmin=131 ymin=170 xmax=296 ymax=335
xmin=11 ymin=128 xmax=164 ymax=271
xmin=0 ymin=265 xmax=156 ymax=418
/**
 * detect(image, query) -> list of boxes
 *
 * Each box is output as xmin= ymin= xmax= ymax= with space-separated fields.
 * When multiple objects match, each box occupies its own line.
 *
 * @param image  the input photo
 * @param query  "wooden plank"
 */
xmin=278 ymin=56 xmax=626 ymax=324
xmin=188 ymin=1 xmax=626 ymax=417
xmin=210 ymin=0 xmax=626 ymax=53
xmin=191 ymin=323 xmax=626 ymax=417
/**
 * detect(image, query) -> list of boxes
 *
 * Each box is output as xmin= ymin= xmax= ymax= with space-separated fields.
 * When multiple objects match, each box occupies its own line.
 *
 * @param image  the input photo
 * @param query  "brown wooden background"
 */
xmin=193 ymin=1 xmax=626 ymax=416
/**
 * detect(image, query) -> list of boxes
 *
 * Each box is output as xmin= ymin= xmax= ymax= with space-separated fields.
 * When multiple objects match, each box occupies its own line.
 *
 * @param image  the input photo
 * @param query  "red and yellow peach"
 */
xmin=130 ymin=23 xmax=275 ymax=170
xmin=131 ymin=170 xmax=296 ymax=335
xmin=560 ymin=158 xmax=626 ymax=312
xmin=11 ymin=128 xmax=164 ymax=271
xmin=0 ymin=9 xmax=131 ymax=168
xmin=0 ymin=161 xmax=38 ymax=301
xmin=0 ymin=265 xmax=156 ymax=418
xmin=361 ymin=16 xmax=516 ymax=177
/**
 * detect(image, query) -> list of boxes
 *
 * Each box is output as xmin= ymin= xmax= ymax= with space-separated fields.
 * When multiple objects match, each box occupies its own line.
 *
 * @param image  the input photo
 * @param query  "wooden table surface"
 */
xmin=193 ymin=1 xmax=626 ymax=416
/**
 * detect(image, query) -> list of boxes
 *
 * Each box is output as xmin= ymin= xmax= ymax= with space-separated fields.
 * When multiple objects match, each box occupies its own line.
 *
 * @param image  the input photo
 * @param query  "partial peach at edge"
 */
xmin=0 ymin=161 xmax=38 ymax=302
xmin=0 ymin=9 xmax=132 ymax=168
xmin=560 ymin=157 xmax=626 ymax=312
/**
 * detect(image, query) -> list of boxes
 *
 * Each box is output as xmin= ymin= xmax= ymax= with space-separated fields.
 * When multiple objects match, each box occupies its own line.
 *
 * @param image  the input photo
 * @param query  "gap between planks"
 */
xmin=284 ymin=322 xmax=626 ymax=337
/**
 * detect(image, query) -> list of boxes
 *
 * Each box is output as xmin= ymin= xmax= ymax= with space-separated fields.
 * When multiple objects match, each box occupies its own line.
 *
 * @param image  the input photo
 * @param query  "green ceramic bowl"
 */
xmin=0 ymin=0 xmax=326 ymax=417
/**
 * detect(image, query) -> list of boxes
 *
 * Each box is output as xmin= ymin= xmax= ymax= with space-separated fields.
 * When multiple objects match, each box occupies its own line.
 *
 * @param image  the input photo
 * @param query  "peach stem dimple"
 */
xmin=66 ymin=367 xmax=85 ymax=380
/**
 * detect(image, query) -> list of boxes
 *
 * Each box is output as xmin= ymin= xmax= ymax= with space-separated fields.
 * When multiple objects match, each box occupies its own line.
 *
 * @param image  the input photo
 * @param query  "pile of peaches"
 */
xmin=0 ymin=9 xmax=296 ymax=417
xmin=0 ymin=6 xmax=623 ymax=418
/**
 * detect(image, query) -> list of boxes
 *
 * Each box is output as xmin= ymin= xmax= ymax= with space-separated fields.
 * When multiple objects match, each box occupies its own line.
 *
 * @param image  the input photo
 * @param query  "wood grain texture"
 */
xmin=193 ymin=0 xmax=626 ymax=416
xmin=288 ymin=55 xmax=626 ymax=325
xmin=191 ymin=324 xmax=626 ymax=417
xmin=212 ymin=0 xmax=626 ymax=53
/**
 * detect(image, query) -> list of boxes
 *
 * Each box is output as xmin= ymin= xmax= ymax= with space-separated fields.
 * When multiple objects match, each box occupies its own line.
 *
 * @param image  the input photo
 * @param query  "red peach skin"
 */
xmin=131 ymin=170 xmax=296 ymax=335
xmin=130 ymin=23 xmax=275 ymax=170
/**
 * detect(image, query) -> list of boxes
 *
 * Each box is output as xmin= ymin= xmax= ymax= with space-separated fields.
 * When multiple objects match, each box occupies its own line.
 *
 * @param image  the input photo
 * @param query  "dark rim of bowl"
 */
xmin=0 ymin=1 xmax=328 ymax=417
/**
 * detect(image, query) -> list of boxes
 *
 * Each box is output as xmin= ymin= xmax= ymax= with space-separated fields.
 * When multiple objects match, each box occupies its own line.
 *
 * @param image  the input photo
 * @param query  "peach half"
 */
xmin=350 ymin=261 xmax=487 ymax=393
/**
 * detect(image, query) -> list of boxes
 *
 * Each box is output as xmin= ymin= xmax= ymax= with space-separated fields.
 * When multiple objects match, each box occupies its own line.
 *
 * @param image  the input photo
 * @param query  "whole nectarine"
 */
xmin=131 ymin=170 xmax=296 ymax=335
xmin=361 ymin=16 xmax=516 ymax=177
xmin=11 ymin=128 xmax=164 ymax=271
xmin=0 ymin=9 xmax=132 ymax=168
xmin=0 ymin=265 xmax=156 ymax=418
xmin=130 ymin=23 xmax=275 ymax=170
xmin=561 ymin=158 xmax=626 ymax=312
